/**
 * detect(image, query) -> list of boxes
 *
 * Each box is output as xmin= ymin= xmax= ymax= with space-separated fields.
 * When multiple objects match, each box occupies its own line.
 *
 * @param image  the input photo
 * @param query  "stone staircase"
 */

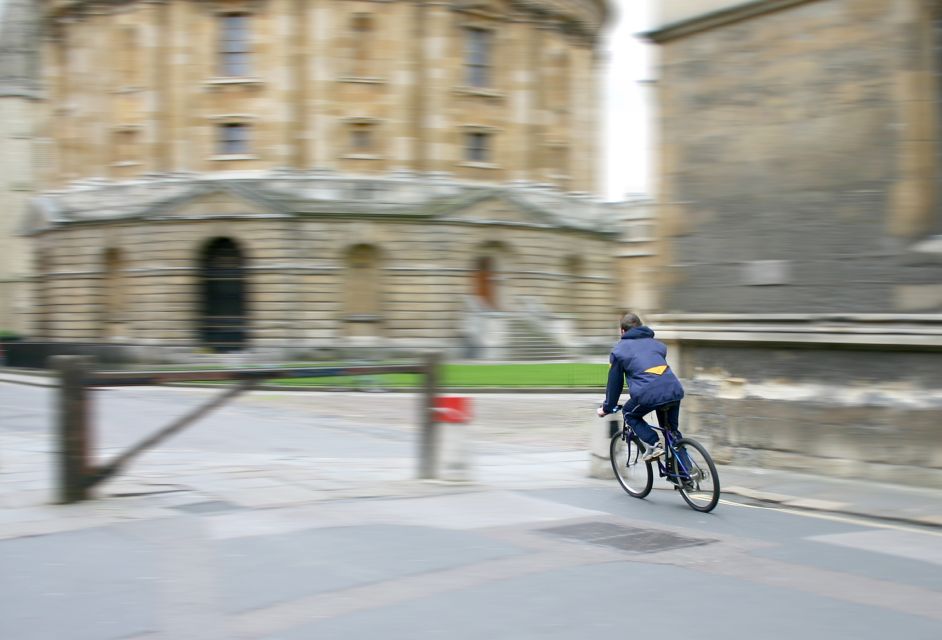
xmin=504 ymin=316 xmax=571 ymax=360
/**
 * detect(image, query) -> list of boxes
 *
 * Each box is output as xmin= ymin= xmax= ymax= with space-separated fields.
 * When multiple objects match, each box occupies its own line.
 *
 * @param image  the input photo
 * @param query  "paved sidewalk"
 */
xmin=2 ymin=368 xmax=940 ymax=528
xmin=3 ymin=376 xmax=941 ymax=640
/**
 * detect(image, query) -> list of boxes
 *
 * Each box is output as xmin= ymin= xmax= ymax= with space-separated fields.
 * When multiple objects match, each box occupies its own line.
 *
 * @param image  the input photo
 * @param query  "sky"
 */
xmin=602 ymin=1 xmax=654 ymax=201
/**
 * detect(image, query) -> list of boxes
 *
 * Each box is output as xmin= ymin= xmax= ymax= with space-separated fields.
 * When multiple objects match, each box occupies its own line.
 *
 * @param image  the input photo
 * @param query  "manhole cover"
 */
xmin=171 ymin=500 xmax=242 ymax=514
xmin=540 ymin=521 xmax=713 ymax=553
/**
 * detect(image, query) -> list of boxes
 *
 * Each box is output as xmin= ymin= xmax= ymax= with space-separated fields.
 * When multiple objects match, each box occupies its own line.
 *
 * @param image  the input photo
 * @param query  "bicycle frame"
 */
xmin=620 ymin=416 xmax=695 ymax=485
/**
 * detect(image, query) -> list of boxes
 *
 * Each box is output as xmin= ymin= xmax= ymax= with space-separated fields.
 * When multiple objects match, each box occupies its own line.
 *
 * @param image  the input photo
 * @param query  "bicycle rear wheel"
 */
xmin=671 ymin=438 xmax=720 ymax=512
xmin=610 ymin=432 xmax=653 ymax=498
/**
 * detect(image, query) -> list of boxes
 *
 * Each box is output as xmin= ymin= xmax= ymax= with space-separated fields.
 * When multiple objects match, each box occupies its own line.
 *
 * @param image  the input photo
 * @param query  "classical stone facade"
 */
xmin=12 ymin=0 xmax=629 ymax=358
xmin=40 ymin=0 xmax=604 ymax=188
xmin=24 ymin=173 xmax=621 ymax=356
xmin=645 ymin=0 xmax=942 ymax=487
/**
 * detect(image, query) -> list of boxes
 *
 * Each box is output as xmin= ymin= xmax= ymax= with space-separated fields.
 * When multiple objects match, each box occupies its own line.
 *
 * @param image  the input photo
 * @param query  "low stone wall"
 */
xmin=654 ymin=314 xmax=942 ymax=489
xmin=683 ymin=385 xmax=942 ymax=488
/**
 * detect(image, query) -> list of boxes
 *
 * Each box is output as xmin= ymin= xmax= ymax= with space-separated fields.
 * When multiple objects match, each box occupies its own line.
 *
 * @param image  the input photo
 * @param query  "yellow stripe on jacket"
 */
xmin=643 ymin=365 xmax=668 ymax=375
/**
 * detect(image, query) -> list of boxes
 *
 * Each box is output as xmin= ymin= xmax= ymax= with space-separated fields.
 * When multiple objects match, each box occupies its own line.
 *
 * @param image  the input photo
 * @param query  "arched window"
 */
xmin=199 ymin=238 xmax=248 ymax=352
xmin=342 ymin=244 xmax=383 ymax=337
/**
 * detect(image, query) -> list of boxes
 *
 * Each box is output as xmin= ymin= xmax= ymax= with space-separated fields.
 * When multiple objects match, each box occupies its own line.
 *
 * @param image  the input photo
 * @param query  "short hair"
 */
xmin=620 ymin=311 xmax=642 ymax=332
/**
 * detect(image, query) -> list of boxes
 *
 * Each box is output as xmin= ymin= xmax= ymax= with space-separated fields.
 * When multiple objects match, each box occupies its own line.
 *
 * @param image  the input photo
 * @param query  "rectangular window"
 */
xmin=218 ymin=123 xmax=250 ymax=155
xmin=465 ymin=131 xmax=491 ymax=163
xmin=350 ymin=123 xmax=374 ymax=152
xmin=114 ymin=129 xmax=138 ymax=163
xmin=219 ymin=14 xmax=250 ymax=77
xmin=465 ymin=28 xmax=491 ymax=88
xmin=351 ymin=13 xmax=372 ymax=76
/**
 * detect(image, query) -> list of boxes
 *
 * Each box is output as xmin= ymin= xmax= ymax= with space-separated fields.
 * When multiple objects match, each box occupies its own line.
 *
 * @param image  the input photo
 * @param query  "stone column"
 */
xmin=506 ymin=13 xmax=532 ymax=181
xmin=420 ymin=1 xmax=452 ymax=173
xmin=888 ymin=0 xmax=936 ymax=237
xmin=310 ymin=0 xmax=334 ymax=169
xmin=290 ymin=0 xmax=309 ymax=168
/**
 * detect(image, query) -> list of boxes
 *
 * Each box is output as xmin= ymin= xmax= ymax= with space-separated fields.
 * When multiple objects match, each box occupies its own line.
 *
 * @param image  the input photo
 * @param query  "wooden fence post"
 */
xmin=53 ymin=356 xmax=93 ymax=503
xmin=419 ymin=351 xmax=441 ymax=479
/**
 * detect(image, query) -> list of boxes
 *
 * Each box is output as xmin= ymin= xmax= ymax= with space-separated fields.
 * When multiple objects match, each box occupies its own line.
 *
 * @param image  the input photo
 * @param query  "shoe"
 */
xmin=641 ymin=442 xmax=664 ymax=462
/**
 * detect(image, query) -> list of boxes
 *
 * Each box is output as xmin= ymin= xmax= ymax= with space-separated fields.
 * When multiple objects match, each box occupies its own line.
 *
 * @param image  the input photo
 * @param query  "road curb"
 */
xmin=721 ymin=485 xmax=942 ymax=530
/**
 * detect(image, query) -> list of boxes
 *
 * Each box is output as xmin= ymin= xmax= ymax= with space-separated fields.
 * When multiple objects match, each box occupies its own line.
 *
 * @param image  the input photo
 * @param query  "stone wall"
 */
xmin=641 ymin=0 xmax=942 ymax=488
xmin=0 ymin=0 xmax=42 ymax=334
xmin=653 ymin=314 xmax=942 ymax=488
xmin=0 ymin=97 xmax=34 ymax=334
xmin=648 ymin=0 xmax=942 ymax=314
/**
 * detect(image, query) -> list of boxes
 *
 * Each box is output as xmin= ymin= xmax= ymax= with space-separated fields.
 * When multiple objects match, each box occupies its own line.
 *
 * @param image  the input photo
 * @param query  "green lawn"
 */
xmin=272 ymin=362 xmax=609 ymax=388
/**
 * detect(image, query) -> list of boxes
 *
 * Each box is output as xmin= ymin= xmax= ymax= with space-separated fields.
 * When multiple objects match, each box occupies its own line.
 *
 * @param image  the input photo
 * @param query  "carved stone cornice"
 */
xmin=642 ymin=0 xmax=824 ymax=44
xmin=509 ymin=0 xmax=609 ymax=34
xmin=428 ymin=1 xmax=609 ymax=36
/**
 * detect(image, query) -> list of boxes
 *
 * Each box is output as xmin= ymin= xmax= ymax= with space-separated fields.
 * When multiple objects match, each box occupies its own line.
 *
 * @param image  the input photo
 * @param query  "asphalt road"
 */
xmin=1 ymin=383 xmax=940 ymax=639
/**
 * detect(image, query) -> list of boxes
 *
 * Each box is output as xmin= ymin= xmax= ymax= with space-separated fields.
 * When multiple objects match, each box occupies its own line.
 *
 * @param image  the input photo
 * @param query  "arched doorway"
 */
xmin=473 ymin=255 xmax=498 ymax=310
xmin=199 ymin=238 xmax=248 ymax=352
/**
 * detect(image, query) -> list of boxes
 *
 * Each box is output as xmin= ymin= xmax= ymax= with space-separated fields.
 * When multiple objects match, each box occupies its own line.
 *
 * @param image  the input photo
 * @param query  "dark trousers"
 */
xmin=622 ymin=398 xmax=682 ymax=447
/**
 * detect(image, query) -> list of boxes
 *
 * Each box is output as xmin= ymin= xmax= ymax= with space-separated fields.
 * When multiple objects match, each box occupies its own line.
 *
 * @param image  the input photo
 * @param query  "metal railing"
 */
xmin=52 ymin=353 xmax=442 ymax=503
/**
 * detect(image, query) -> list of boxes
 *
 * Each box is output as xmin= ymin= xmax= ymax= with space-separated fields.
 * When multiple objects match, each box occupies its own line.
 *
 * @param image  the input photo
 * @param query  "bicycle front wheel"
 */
xmin=610 ymin=432 xmax=653 ymax=498
xmin=672 ymin=438 xmax=720 ymax=512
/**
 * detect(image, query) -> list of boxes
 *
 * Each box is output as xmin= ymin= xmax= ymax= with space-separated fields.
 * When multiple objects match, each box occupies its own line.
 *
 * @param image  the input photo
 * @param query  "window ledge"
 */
xmin=210 ymin=154 xmax=258 ymax=161
xmin=338 ymin=76 xmax=386 ymax=85
xmin=343 ymin=314 xmax=384 ymax=324
xmin=204 ymin=77 xmax=265 ymax=86
xmin=113 ymin=86 xmax=143 ymax=95
xmin=111 ymin=161 xmax=142 ymax=167
xmin=343 ymin=154 xmax=384 ymax=161
xmin=458 ymin=161 xmax=500 ymax=170
xmin=453 ymin=86 xmax=504 ymax=99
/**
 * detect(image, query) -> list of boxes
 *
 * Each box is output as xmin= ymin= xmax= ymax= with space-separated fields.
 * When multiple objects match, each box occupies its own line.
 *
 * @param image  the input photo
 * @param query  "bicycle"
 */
xmin=608 ymin=403 xmax=720 ymax=512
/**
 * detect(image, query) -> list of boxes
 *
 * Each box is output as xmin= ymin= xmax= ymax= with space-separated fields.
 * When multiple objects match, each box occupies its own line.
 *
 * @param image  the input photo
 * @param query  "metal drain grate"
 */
xmin=170 ymin=500 xmax=243 ymax=514
xmin=539 ymin=521 xmax=714 ymax=553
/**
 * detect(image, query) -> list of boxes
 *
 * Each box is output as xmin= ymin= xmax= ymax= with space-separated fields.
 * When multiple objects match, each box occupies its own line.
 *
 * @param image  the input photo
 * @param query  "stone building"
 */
xmin=8 ymin=0 xmax=632 ymax=360
xmin=0 ymin=0 xmax=40 ymax=336
xmin=644 ymin=0 xmax=942 ymax=487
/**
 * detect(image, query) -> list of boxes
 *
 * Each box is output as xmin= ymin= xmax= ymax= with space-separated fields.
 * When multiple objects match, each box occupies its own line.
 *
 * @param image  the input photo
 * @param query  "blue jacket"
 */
xmin=602 ymin=326 xmax=684 ymax=413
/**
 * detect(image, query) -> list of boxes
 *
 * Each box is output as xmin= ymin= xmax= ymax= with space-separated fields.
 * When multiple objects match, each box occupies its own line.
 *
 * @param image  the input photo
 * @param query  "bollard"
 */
xmin=589 ymin=407 xmax=621 ymax=479
xmin=53 ymin=356 xmax=94 ymax=503
xmin=419 ymin=352 xmax=442 ymax=479
xmin=433 ymin=396 xmax=473 ymax=482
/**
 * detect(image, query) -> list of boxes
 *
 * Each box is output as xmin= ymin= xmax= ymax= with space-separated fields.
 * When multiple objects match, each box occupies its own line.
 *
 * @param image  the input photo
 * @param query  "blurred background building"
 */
xmin=645 ymin=0 xmax=942 ymax=487
xmin=2 ymin=0 xmax=633 ymax=360
xmin=0 ymin=0 xmax=39 ymax=337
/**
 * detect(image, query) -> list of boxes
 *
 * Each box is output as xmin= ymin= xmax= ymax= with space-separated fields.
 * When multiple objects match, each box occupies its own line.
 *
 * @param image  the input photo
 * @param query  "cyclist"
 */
xmin=597 ymin=311 xmax=685 ymax=462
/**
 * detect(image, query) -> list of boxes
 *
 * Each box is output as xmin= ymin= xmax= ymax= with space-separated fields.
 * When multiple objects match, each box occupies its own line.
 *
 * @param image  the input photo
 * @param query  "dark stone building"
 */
xmin=645 ymin=0 xmax=942 ymax=487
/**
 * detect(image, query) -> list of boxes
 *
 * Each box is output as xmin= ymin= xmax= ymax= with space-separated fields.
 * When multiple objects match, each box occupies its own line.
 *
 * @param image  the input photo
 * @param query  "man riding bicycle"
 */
xmin=597 ymin=311 xmax=685 ymax=462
